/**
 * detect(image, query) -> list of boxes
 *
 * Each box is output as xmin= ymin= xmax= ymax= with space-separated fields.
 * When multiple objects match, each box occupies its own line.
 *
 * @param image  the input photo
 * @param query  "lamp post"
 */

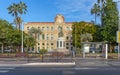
xmin=21 ymin=22 xmax=24 ymax=53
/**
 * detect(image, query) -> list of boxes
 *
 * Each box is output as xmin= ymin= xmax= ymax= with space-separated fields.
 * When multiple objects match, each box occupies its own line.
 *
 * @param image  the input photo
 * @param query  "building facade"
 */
xmin=24 ymin=14 xmax=73 ymax=53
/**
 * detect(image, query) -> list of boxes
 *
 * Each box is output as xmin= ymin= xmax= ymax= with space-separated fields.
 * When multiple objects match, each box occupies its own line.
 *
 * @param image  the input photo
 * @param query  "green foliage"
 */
xmin=91 ymin=0 xmax=119 ymax=43
xmin=24 ymin=34 xmax=36 ymax=48
xmin=93 ymin=25 xmax=103 ymax=42
xmin=101 ymin=0 xmax=119 ymax=42
xmin=72 ymin=21 xmax=97 ymax=49
xmin=39 ymin=49 xmax=48 ymax=55
xmin=28 ymin=27 xmax=42 ymax=52
xmin=0 ymin=19 xmax=22 ymax=53
xmin=91 ymin=3 xmax=100 ymax=24
xmin=7 ymin=1 xmax=27 ymax=29
xmin=0 ymin=19 xmax=36 ymax=53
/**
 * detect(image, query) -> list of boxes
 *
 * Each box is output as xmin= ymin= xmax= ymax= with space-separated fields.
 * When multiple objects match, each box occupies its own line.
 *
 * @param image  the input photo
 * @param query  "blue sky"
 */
xmin=0 ymin=0 xmax=120 ymax=23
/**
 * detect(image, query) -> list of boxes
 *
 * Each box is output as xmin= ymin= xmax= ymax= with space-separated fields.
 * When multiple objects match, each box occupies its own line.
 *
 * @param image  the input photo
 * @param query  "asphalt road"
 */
xmin=1 ymin=66 xmax=120 ymax=75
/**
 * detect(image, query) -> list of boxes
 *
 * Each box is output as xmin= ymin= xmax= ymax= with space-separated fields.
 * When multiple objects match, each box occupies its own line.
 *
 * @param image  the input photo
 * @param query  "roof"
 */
xmin=24 ymin=22 xmax=73 ymax=25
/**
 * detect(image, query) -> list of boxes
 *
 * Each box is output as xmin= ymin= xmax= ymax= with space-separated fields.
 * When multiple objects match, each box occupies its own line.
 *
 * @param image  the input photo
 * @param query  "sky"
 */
xmin=0 ymin=0 xmax=120 ymax=23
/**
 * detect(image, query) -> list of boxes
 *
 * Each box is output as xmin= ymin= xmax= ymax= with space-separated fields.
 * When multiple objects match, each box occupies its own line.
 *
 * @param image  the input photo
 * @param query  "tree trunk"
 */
xmin=35 ymin=33 xmax=37 ymax=53
xmin=1 ymin=43 xmax=4 ymax=53
xmin=95 ymin=13 xmax=97 ymax=24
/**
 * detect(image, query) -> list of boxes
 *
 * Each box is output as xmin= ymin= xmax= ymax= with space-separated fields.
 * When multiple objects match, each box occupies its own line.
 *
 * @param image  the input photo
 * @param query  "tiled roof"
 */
xmin=25 ymin=22 xmax=73 ymax=25
xmin=26 ymin=22 xmax=54 ymax=25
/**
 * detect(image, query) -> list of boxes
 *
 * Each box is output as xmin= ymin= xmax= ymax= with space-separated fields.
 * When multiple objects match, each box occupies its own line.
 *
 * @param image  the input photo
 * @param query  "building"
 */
xmin=24 ymin=14 xmax=73 ymax=53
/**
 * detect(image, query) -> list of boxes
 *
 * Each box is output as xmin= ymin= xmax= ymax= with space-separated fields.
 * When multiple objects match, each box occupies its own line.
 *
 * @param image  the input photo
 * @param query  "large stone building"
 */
xmin=24 ymin=14 xmax=73 ymax=53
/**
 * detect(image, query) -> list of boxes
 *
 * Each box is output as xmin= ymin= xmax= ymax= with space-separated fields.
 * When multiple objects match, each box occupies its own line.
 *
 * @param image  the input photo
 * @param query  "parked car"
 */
xmin=4 ymin=49 xmax=12 ymax=53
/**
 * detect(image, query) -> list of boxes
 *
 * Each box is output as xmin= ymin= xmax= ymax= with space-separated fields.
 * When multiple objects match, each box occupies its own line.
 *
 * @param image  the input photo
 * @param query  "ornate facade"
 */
xmin=24 ymin=14 xmax=73 ymax=53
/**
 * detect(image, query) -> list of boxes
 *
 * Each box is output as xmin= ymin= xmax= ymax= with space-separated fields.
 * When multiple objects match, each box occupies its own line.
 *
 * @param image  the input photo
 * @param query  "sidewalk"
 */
xmin=0 ymin=58 xmax=120 ymax=67
xmin=75 ymin=58 xmax=120 ymax=67
xmin=0 ymin=58 xmax=75 ymax=67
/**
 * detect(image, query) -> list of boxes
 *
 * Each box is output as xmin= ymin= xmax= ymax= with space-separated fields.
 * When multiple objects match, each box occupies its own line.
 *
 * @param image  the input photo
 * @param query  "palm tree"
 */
xmin=7 ymin=3 xmax=19 ymax=29
xmin=91 ymin=3 xmax=100 ymax=24
xmin=28 ymin=28 xmax=42 ymax=53
xmin=7 ymin=2 xmax=27 ymax=30
xmin=14 ymin=16 xmax=23 ymax=30
xmin=24 ymin=34 xmax=36 ymax=53
xmin=97 ymin=0 xmax=106 ymax=26
xmin=19 ymin=1 xmax=27 ymax=15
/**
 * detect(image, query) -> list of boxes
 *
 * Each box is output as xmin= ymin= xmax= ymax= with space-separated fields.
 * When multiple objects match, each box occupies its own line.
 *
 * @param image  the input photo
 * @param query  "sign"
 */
xmin=117 ymin=31 xmax=120 ymax=43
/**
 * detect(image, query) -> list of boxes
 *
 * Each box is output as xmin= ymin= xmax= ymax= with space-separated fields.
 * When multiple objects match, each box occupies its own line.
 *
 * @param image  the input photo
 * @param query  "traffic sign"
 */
xmin=117 ymin=31 xmax=120 ymax=43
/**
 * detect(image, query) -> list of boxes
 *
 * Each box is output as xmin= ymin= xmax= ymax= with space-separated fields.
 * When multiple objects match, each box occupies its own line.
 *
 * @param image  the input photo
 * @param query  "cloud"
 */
xmin=54 ymin=0 xmax=96 ymax=21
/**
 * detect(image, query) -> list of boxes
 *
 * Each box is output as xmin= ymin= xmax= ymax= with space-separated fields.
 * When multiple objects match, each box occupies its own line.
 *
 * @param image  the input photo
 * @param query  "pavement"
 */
xmin=0 ymin=57 xmax=120 ymax=67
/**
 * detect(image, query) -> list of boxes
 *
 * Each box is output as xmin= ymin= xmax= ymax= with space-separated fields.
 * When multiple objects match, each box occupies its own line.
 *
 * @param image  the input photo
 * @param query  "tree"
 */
xmin=101 ymin=0 xmax=119 ymax=52
xmin=24 ymin=34 xmax=36 ymax=53
xmin=97 ymin=0 xmax=106 ymax=26
xmin=28 ymin=27 xmax=42 ymax=53
xmin=101 ymin=0 xmax=119 ymax=42
xmin=91 ymin=3 xmax=100 ymax=24
xmin=7 ymin=1 xmax=27 ymax=30
xmin=39 ymin=48 xmax=47 ymax=62
xmin=81 ymin=33 xmax=93 ymax=42
xmin=93 ymin=25 xmax=103 ymax=42
xmin=72 ymin=21 xmax=97 ymax=52
xmin=0 ymin=19 xmax=20 ymax=53
xmin=0 ymin=20 xmax=9 ymax=53
xmin=14 ymin=16 xmax=22 ymax=30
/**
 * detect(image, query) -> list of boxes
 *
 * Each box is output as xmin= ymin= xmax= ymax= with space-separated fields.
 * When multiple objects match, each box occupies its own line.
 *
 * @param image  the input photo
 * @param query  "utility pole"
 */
xmin=117 ymin=1 xmax=120 ymax=59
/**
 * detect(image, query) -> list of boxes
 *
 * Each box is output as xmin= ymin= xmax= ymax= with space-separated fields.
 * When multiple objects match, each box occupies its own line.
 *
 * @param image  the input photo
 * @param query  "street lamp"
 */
xmin=21 ymin=22 xmax=24 ymax=53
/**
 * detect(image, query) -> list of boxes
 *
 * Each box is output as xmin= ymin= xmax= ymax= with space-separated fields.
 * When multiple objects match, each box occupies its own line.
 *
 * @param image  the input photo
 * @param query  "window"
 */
xmin=71 ymin=47 xmax=73 ymax=50
xmin=71 ymin=36 xmax=72 ymax=40
xmin=42 ymin=43 xmax=45 ymax=45
xmin=66 ymin=27 xmax=69 ymax=30
xmin=71 ymin=43 xmax=73 ymax=45
xmin=38 ymin=47 xmax=40 ymax=51
xmin=57 ymin=41 xmax=59 ymax=47
xmin=66 ymin=43 xmax=69 ymax=45
xmin=51 ymin=27 xmax=54 ymax=30
xmin=60 ymin=41 xmax=62 ymax=47
xmin=47 ymin=34 xmax=49 ymax=40
xmin=58 ymin=26 xmax=62 ymax=31
xmin=38 ymin=34 xmax=40 ymax=40
xmin=27 ymin=27 xmax=29 ymax=30
xmin=42 ymin=34 xmax=45 ymax=40
xmin=47 ymin=27 xmax=49 ymax=30
xmin=38 ymin=43 xmax=40 ymax=45
xmin=51 ymin=43 xmax=53 ymax=45
xmin=38 ymin=27 xmax=40 ymax=29
xmin=51 ymin=34 xmax=54 ymax=40
xmin=42 ymin=27 xmax=44 ymax=30
xmin=66 ymin=36 xmax=69 ymax=40
xmin=64 ymin=42 xmax=65 ymax=47
xmin=66 ymin=47 xmax=69 ymax=49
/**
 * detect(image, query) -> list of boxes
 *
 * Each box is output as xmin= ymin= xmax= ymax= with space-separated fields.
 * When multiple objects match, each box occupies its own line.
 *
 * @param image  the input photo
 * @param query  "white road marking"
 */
xmin=0 ymin=67 xmax=15 ymax=70
xmin=0 ymin=67 xmax=15 ymax=73
xmin=0 ymin=70 xmax=9 ymax=73
xmin=75 ymin=67 xmax=97 ymax=70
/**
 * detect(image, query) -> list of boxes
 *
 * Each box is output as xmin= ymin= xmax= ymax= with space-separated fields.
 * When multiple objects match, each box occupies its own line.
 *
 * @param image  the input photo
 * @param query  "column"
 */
xmin=59 ymin=41 xmax=60 ymax=48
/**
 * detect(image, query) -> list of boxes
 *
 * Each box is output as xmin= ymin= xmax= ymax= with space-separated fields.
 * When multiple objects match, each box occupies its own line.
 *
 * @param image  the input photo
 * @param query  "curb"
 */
xmin=23 ymin=62 xmax=76 ymax=66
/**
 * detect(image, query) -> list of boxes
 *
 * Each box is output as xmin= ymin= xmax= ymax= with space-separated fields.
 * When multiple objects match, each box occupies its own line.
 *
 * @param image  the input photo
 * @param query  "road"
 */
xmin=0 ymin=66 xmax=120 ymax=75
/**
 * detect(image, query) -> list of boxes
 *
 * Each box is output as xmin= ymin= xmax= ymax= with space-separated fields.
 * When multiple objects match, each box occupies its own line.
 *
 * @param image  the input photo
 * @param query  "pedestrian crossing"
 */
xmin=0 ymin=67 xmax=15 ymax=73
